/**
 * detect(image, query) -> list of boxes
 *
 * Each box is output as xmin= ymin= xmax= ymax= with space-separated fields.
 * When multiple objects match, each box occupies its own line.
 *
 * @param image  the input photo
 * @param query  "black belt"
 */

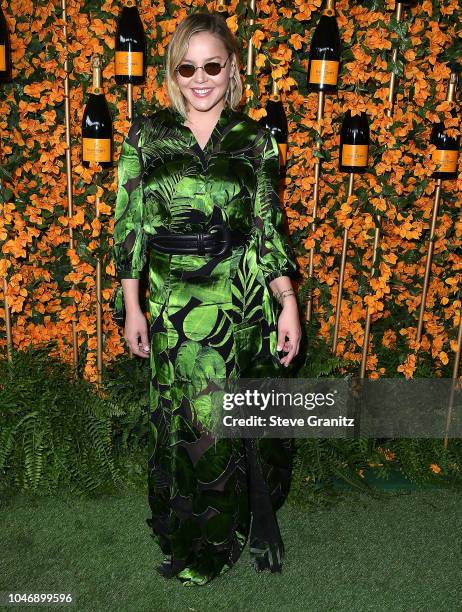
xmin=149 ymin=224 xmax=249 ymax=256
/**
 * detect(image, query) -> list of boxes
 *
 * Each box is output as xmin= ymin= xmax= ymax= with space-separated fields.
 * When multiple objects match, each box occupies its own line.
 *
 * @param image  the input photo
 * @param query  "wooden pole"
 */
xmin=62 ymin=0 xmax=79 ymax=377
xmin=305 ymin=91 xmax=325 ymax=323
xmin=416 ymin=72 xmax=458 ymax=343
xmin=332 ymin=172 xmax=355 ymax=353
xmin=0 ymin=135 xmax=13 ymax=362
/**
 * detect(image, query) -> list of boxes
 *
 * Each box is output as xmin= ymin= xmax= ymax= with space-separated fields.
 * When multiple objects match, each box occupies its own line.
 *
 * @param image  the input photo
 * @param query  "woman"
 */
xmin=112 ymin=12 xmax=301 ymax=586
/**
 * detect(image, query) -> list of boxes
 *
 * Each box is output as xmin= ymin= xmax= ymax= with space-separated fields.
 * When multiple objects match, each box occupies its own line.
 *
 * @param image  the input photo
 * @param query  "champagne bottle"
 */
xmin=115 ymin=0 xmax=146 ymax=85
xmin=339 ymin=110 xmax=369 ymax=173
xmin=307 ymin=0 xmax=341 ymax=93
xmin=82 ymin=55 xmax=113 ymax=168
xmin=0 ymin=6 xmax=12 ymax=83
xmin=258 ymin=81 xmax=289 ymax=175
xmin=430 ymin=72 xmax=460 ymax=180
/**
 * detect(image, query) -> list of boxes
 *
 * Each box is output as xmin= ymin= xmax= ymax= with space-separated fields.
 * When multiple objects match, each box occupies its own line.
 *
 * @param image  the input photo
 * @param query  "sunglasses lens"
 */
xmin=177 ymin=61 xmax=224 ymax=77
xmin=178 ymin=64 xmax=195 ymax=77
xmin=204 ymin=62 xmax=221 ymax=75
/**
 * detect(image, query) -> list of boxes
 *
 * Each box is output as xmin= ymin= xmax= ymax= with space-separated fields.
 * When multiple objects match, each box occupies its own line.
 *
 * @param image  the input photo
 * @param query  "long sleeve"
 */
xmin=252 ymin=129 xmax=299 ymax=283
xmin=112 ymin=119 xmax=148 ymax=280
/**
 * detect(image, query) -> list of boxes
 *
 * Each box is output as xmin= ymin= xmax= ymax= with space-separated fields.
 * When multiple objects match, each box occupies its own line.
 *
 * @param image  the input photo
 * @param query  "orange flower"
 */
xmin=251 ymin=30 xmax=266 ymax=50
xmin=397 ymin=353 xmax=417 ymax=378
xmin=383 ymin=449 xmax=395 ymax=461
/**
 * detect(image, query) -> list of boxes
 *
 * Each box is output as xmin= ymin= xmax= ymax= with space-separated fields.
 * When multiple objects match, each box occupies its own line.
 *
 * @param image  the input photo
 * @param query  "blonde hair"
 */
xmin=165 ymin=12 xmax=243 ymax=120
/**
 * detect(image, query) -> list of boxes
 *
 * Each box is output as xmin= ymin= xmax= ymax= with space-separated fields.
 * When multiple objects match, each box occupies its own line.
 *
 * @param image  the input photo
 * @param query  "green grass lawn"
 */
xmin=2 ymin=484 xmax=462 ymax=612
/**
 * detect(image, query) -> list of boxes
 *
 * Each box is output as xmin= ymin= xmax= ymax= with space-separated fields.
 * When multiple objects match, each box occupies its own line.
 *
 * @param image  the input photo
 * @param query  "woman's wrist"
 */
xmin=126 ymin=305 xmax=144 ymax=317
xmin=272 ymin=288 xmax=297 ymax=307
xmin=121 ymin=279 xmax=143 ymax=314
xmin=281 ymin=295 xmax=298 ymax=310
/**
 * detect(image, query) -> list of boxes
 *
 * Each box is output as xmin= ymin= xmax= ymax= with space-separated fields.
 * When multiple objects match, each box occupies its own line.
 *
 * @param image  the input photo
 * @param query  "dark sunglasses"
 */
xmin=175 ymin=52 xmax=233 ymax=78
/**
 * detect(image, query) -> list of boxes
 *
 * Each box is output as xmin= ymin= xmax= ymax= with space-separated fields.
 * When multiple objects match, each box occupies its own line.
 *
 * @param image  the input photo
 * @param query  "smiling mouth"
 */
xmin=191 ymin=88 xmax=213 ymax=96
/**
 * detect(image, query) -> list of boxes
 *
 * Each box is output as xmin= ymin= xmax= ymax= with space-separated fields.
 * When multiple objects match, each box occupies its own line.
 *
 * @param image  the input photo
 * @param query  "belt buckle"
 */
xmin=209 ymin=224 xmax=231 ymax=256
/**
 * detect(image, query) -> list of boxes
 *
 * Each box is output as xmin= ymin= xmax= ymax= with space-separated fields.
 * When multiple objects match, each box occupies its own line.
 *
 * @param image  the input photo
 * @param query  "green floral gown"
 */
xmin=112 ymin=104 xmax=299 ymax=586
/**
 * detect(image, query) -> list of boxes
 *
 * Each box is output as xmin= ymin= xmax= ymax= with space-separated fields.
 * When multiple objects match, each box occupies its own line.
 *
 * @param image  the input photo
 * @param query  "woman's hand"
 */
xmin=124 ymin=309 xmax=150 ymax=358
xmin=276 ymin=298 xmax=301 ymax=367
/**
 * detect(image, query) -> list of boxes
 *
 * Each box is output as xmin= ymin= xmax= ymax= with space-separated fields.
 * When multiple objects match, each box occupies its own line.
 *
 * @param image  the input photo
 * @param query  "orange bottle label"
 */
xmin=432 ymin=149 xmax=458 ymax=173
xmin=309 ymin=59 xmax=339 ymax=86
xmin=115 ymin=51 xmax=143 ymax=76
xmin=278 ymin=143 xmax=287 ymax=166
xmin=83 ymin=138 xmax=112 ymax=162
xmin=341 ymin=144 xmax=368 ymax=167
xmin=0 ymin=45 xmax=5 ymax=71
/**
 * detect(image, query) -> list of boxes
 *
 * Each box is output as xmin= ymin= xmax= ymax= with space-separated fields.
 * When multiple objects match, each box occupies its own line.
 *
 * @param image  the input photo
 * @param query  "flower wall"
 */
xmin=0 ymin=0 xmax=461 ymax=381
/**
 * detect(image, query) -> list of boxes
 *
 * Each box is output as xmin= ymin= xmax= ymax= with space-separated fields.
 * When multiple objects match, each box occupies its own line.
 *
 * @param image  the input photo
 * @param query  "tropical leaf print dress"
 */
xmin=112 ymin=105 xmax=299 ymax=586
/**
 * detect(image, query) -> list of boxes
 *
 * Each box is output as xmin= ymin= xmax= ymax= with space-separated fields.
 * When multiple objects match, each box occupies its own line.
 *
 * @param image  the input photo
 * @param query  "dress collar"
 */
xmin=166 ymin=104 xmax=237 ymax=153
xmin=167 ymin=104 xmax=234 ymax=127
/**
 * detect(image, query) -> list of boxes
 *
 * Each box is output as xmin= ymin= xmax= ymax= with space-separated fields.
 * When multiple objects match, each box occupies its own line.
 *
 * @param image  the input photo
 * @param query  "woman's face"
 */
xmin=175 ymin=31 xmax=234 ymax=117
